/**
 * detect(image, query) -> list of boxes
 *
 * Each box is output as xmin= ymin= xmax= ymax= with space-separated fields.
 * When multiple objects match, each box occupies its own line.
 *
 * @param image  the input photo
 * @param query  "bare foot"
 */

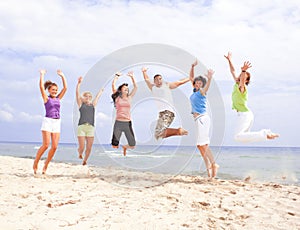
xmin=267 ymin=133 xmax=279 ymax=140
xmin=211 ymin=163 xmax=219 ymax=178
xmin=78 ymin=154 xmax=83 ymax=159
xmin=82 ymin=161 xmax=87 ymax=166
xmin=207 ymin=169 xmax=211 ymax=178
xmin=122 ymin=146 xmax=127 ymax=156
xmin=178 ymin=128 xmax=188 ymax=136
xmin=42 ymin=165 xmax=47 ymax=174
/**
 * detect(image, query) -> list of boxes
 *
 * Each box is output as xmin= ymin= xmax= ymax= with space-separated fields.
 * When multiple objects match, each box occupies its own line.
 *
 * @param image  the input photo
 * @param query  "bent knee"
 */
xmin=42 ymin=143 xmax=50 ymax=149
xmin=51 ymin=145 xmax=58 ymax=151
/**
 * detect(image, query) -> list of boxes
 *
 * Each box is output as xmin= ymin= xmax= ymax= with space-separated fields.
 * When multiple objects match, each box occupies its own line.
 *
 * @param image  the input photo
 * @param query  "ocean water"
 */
xmin=0 ymin=142 xmax=299 ymax=185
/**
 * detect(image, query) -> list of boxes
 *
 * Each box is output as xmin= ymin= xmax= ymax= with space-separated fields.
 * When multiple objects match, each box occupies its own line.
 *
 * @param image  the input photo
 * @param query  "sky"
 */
xmin=0 ymin=0 xmax=299 ymax=147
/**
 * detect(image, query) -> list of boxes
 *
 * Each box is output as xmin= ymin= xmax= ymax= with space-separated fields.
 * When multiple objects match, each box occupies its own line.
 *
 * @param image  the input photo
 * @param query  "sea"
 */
xmin=0 ymin=141 xmax=299 ymax=186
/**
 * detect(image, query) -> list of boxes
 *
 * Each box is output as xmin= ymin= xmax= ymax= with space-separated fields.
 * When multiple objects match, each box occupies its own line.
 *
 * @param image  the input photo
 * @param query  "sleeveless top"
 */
xmin=78 ymin=103 xmax=95 ymax=126
xmin=45 ymin=96 xmax=60 ymax=119
xmin=232 ymin=83 xmax=249 ymax=112
xmin=190 ymin=89 xmax=207 ymax=114
xmin=152 ymin=82 xmax=175 ymax=112
xmin=115 ymin=96 xmax=131 ymax=121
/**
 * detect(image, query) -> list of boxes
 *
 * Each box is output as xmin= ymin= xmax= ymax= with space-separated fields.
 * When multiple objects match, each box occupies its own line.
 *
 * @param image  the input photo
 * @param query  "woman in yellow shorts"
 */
xmin=76 ymin=76 xmax=104 ymax=165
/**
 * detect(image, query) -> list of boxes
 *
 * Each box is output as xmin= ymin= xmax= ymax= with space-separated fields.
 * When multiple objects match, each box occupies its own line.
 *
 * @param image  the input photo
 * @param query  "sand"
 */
xmin=0 ymin=155 xmax=299 ymax=229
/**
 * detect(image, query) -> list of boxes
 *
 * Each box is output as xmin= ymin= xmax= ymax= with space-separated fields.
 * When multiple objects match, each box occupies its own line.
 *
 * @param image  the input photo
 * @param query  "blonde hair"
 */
xmin=82 ymin=91 xmax=92 ymax=98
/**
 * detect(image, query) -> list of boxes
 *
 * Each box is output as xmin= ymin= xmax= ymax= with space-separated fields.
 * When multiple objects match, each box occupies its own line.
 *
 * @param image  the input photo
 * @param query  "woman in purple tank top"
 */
xmin=33 ymin=69 xmax=67 ymax=174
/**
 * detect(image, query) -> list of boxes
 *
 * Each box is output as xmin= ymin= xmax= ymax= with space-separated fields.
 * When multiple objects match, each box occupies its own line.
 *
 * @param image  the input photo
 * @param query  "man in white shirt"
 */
xmin=142 ymin=67 xmax=189 ymax=139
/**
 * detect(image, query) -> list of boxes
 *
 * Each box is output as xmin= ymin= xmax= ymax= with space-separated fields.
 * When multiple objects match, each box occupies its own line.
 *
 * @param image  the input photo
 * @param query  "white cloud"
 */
xmin=1 ymin=103 xmax=14 ymax=113
xmin=17 ymin=112 xmax=42 ymax=123
xmin=0 ymin=110 xmax=13 ymax=122
xmin=96 ymin=112 xmax=110 ymax=120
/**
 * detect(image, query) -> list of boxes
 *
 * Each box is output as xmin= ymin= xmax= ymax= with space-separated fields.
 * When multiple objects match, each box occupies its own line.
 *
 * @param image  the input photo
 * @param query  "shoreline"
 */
xmin=1 ymin=155 xmax=300 ymax=229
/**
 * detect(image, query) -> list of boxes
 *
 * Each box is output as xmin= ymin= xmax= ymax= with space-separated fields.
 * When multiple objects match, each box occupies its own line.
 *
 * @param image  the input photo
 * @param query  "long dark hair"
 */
xmin=111 ymin=83 xmax=128 ymax=104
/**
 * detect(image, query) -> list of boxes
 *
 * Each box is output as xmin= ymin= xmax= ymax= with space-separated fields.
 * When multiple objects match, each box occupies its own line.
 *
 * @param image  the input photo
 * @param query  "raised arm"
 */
xmin=224 ymin=52 xmax=238 ymax=82
xmin=169 ymin=77 xmax=190 ymax=89
xmin=57 ymin=70 xmax=67 ymax=99
xmin=112 ymin=72 xmax=121 ymax=93
xmin=200 ymin=69 xmax=214 ymax=96
xmin=76 ymin=76 xmax=83 ymax=107
xmin=142 ymin=67 xmax=153 ymax=90
xmin=239 ymin=61 xmax=252 ymax=93
xmin=93 ymin=87 xmax=104 ymax=107
xmin=39 ymin=69 xmax=48 ymax=103
xmin=189 ymin=60 xmax=198 ymax=85
xmin=127 ymin=71 xmax=137 ymax=97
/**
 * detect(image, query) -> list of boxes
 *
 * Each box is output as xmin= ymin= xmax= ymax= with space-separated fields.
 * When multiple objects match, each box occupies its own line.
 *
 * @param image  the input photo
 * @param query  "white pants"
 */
xmin=234 ymin=111 xmax=269 ymax=143
xmin=195 ymin=114 xmax=210 ymax=146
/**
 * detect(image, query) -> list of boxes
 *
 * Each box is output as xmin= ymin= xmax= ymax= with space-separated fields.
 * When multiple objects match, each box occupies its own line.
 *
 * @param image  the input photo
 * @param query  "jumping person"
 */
xmin=76 ymin=76 xmax=104 ymax=165
xmin=142 ymin=67 xmax=188 ymax=140
xmin=111 ymin=71 xmax=137 ymax=156
xmin=189 ymin=60 xmax=218 ymax=178
xmin=33 ymin=69 xmax=67 ymax=174
xmin=224 ymin=52 xmax=279 ymax=143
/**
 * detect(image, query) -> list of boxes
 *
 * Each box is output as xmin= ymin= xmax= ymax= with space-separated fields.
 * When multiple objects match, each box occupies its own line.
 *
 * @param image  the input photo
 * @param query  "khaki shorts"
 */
xmin=77 ymin=123 xmax=95 ymax=137
xmin=155 ymin=110 xmax=175 ymax=139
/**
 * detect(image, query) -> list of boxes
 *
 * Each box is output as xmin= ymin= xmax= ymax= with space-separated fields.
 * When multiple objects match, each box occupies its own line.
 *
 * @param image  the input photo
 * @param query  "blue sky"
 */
xmin=0 ymin=0 xmax=299 ymax=147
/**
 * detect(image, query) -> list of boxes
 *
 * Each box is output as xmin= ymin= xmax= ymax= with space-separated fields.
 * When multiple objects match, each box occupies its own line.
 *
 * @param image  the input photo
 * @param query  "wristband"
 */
xmin=242 ymin=70 xmax=246 ymax=72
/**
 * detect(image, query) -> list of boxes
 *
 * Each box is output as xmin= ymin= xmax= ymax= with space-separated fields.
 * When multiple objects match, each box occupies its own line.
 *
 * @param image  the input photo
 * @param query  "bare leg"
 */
xmin=77 ymin=136 xmax=85 ymax=159
xmin=122 ymin=145 xmax=134 ymax=156
xmin=162 ymin=128 xmax=188 ymax=138
xmin=33 ymin=131 xmax=50 ymax=174
xmin=43 ymin=133 xmax=60 ymax=174
xmin=204 ymin=147 xmax=219 ymax=178
xmin=83 ymin=137 xmax=94 ymax=165
xmin=197 ymin=145 xmax=211 ymax=177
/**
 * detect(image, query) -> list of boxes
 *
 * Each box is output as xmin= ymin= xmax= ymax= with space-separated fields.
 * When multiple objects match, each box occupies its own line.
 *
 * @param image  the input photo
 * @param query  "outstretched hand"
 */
xmin=224 ymin=52 xmax=232 ymax=61
xmin=241 ymin=61 xmax=252 ymax=71
xmin=141 ymin=67 xmax=148 ymax=73
xmin=191 ymin=60 xmax=198 ymax=67
xmin=78 ymin=76 xmax=83 ymax=84
xmin=127 ymin=71 xmax=134 ymax=78
xmin=40 ymin=69 xmax=46 ymax=75
xmin=57 ymin=69 xmax=65 ymax=77
xmin=205 ymin=69 xmax=215 ymax=80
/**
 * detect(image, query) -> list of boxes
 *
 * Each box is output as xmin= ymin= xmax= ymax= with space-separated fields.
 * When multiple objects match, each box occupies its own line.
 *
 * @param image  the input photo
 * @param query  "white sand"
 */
xmin=0 ymin=155 xmax=299 ymax=229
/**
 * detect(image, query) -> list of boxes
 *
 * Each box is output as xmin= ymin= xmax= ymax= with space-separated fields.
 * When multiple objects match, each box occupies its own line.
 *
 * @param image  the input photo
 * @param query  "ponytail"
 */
xmin=44 ymin=81 xmax=57 ymax=90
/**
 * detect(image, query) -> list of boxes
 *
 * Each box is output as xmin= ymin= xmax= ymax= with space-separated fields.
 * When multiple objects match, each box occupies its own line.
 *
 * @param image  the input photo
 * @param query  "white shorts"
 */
xmin=195 ymin=114 xmax=210 ymax=146
xmin=41 ymin=117 xmax=61 ymax=133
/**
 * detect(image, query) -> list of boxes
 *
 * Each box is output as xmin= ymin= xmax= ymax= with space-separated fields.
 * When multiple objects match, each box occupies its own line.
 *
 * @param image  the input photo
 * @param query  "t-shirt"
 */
xmin=45 ymin=96 xmax=60 ymax=119
xmin=115 ymin=96 xmax=131 ymax=121
xmin=78 ymin=103 xmax=95 ymax=126
xmin=152 ymin=82 xmax=175 ymax=112
xmin=232 ymin=83 xmax=249 ymax=112
xmin=190 ymin=89 xmax=207 ymax=114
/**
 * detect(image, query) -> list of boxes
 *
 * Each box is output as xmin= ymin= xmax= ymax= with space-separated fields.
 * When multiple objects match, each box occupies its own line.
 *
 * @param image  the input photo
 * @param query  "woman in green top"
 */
xmin=224 ymin=52 xmax=279 ymax=143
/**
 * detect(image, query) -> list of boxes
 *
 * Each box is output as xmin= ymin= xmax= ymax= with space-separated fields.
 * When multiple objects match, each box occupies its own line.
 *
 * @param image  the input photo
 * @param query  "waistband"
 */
xmin=193 ymin=113 xmax=207 ymax=121
xmin=80 ymin=123 xmax=93 ymax=126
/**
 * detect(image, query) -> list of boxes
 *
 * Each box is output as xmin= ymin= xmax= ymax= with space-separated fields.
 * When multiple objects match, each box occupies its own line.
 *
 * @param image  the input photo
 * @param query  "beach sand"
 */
xmin=0 ymin=156 xmax=299 ymax=229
